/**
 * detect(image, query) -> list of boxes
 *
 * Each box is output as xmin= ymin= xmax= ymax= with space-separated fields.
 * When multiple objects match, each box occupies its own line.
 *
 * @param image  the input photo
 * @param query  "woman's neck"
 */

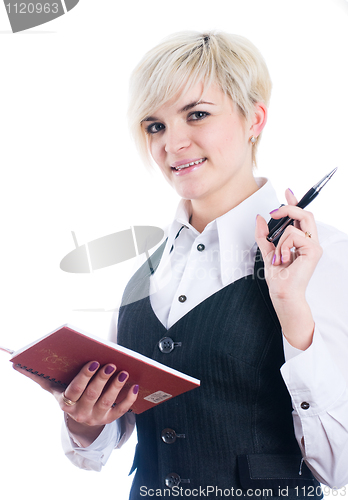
xmin=189 ymin=176 xmax=259 ymax=233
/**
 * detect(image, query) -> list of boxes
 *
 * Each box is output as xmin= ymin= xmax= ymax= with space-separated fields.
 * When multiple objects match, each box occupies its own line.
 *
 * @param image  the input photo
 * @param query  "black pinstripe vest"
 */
xmin=117 ymin=242 xmax=322 ymax=499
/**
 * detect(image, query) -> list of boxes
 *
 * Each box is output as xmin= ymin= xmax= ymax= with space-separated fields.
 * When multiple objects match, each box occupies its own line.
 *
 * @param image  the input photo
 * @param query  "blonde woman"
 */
xmin=16 ymin=32 xmax=348 ymax=498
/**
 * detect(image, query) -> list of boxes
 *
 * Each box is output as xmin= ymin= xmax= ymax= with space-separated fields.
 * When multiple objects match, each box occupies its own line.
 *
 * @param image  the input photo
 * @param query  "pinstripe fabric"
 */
xmin=117 ymin=246 xmax=321 ymax=499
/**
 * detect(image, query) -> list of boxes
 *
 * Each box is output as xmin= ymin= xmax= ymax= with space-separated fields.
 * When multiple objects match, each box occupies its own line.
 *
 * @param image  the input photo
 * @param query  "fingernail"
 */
xmin=133 ymin=385 xmax=139 ymax=394
xmin=105 ymin=365 xmax=115 ymax=375
xmin=272 ymin=254 xmax=276 ymax=265
xmin=255 ymin=214 xmax=260 ymax=226
xmin=281 ymin=254 xmax=284 ymax=264
xmin=118 ymin=372 xmax=127 ymax=383
xmin=89 ymin=362 xmax=99 ymax=372
xmin=269 ymin=209 xmax=278 ymax=215
xmin=288 ymin=188 xmax=294 ymax=195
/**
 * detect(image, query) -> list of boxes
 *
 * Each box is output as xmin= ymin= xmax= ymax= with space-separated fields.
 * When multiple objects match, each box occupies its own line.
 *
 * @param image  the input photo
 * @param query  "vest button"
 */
xmin=158 ymin=337 xmax=175 ymax=353
xmin=161 ymin=428 xmax=185 ymax=444
xmin=197 ymin=243 xmax=205 ymax=252
xmin=178 ymin=295 xmax=187 ymax=303
xmin=158 ymin=337 xmax=182 ymax=353
xmin=161 ymin=428 xmax=177 ymax=444
xmin=165 ymin=473 xmax=181 ymax=488
xmin=300 ymin=402 xmax=310 ymax=410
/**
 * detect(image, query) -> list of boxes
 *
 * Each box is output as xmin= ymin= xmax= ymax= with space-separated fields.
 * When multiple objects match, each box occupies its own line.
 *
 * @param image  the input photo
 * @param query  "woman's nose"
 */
xmin=164 ymin=126 xmax=191 ymax=154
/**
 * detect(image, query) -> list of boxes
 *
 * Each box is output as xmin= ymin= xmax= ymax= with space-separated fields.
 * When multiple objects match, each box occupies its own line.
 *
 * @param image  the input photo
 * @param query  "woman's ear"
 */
xmin=250 ymin=102 xmax=267 ymax=137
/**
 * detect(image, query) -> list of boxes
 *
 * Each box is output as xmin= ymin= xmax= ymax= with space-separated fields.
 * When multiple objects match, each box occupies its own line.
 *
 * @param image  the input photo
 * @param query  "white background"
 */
xmin=1 ymin=1 xmax=348 ymax=499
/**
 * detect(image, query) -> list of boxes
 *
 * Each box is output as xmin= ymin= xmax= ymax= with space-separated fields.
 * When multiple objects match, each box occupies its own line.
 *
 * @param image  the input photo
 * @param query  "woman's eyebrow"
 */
xmin=180 ymin=100 xmax=215 ymax=113
xmin=142 ymin=100 xmax=215 ymax=123
xmin=142 ymin=116 xmax=158 ymax=123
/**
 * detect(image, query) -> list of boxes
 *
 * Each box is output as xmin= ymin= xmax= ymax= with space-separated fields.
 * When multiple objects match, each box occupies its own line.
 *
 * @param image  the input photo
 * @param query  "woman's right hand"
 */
xmin=13 ymin=360 xmax=139 ymax=446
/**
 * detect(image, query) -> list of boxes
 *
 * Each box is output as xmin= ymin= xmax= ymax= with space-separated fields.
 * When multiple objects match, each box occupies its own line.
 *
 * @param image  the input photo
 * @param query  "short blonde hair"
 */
xmin=128 ymin=31 xmax=272 ymax=167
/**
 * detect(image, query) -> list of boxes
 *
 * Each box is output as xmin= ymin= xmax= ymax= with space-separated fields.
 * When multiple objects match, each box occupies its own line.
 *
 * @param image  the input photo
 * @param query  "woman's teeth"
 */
xmin=173 ymin=158 xmax=206 ymax=171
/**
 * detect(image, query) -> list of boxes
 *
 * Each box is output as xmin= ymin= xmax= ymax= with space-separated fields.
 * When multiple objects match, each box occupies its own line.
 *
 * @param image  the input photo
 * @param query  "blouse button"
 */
xmin=178 ymin=295 xmax=187 ymax=303
xmin=197 ymin=243 xmax=205 ymax=252
xmin=300 ymin=402 xmax=310 ymax=410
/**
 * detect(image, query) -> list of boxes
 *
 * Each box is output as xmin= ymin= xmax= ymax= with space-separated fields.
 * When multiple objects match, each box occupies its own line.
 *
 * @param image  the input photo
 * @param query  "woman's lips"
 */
xmin=170 ymin=158 xmax=207 ymax=175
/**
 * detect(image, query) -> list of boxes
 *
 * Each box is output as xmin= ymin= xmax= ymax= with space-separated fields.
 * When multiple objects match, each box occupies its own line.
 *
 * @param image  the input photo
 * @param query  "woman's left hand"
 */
xmin=255 ymin=189 xmax=323 ymax=350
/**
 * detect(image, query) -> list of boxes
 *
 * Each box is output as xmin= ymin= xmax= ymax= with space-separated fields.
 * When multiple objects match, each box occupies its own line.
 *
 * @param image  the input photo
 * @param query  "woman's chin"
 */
xmin=173 ymin=186 xmax=206 ymax=201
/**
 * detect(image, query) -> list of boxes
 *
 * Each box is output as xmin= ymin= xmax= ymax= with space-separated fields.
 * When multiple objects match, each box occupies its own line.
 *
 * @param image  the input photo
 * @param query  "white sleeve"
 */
xmin=61 ymin=307 xmax=136 ymax=471
xmin=281 ymin=224 xmax=348 ymax=488
xmin=61 ymin=415 xmax=121 ymax=471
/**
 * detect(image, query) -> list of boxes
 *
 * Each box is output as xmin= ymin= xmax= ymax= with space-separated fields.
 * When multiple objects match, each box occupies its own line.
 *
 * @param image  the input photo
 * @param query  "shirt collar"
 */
xmin=164 ymin=198 xmax=199 ymax=255
xmin=166 ymin=178 xmax=280 ymax=284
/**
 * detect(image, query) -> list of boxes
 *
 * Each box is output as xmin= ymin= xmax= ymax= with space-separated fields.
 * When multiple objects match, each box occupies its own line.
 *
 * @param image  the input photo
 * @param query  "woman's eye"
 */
xmin=189 ymin=111 xmax=209 ymax=121
xmin=146 ymin=122 xmax=165 ymax=134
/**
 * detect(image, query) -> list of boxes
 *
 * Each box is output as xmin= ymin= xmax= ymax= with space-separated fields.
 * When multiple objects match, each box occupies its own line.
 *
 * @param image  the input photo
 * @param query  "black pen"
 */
xmin=266 ymin=168 xmax=338 ymax=243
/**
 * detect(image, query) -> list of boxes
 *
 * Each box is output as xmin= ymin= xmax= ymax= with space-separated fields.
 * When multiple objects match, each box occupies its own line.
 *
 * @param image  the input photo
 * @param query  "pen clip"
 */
xmin=266 ymin=217 xmax=294 ymax=244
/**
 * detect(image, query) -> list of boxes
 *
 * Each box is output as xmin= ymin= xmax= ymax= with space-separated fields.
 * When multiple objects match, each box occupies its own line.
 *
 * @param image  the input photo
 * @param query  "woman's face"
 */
xmin=141 ymin=83 xmax=261 ymax=206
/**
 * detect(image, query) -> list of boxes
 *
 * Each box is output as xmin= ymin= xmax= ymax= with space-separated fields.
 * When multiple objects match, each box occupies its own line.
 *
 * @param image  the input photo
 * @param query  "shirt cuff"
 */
xmin=281 ymin=326 xmax=347 ymax=417
xmin=282 ymin=335 xmax=304 ymax=361
xmin=61 ymin=414 xmax=121 ymax=471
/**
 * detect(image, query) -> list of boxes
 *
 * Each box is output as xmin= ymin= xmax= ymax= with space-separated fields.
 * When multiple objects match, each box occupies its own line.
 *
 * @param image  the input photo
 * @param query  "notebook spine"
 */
xmin=15 ymin=363 xmax=68 ymax=388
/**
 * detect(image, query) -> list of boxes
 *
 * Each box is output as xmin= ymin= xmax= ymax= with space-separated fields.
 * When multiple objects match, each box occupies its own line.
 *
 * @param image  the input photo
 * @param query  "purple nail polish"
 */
xmin=272 ymin=254 xmax=276 ymax=265
xmin=269 ymin=209 xmax=278 ymax=215
xmin=118 ymin=372 xmax=127 ymax=383
xmin=105 ymin=365 xmax=115 ymax=375
xmin=88 ymin=362 xmax=99 ymax=372
xmin=288 ymin=188 xmax=294 ymax=195
xmin=133 ymin=385 xmax=139 ymax=395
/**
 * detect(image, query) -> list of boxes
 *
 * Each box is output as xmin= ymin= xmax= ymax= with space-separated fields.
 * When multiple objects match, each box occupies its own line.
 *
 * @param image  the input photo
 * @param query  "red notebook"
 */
xmin=6 ymin=324 xmax=200 ymax=414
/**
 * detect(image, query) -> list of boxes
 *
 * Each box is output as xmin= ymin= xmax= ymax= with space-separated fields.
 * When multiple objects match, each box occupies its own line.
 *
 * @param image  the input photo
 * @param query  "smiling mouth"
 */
xmin=171 ymin=158 xmax=206 ymax=171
